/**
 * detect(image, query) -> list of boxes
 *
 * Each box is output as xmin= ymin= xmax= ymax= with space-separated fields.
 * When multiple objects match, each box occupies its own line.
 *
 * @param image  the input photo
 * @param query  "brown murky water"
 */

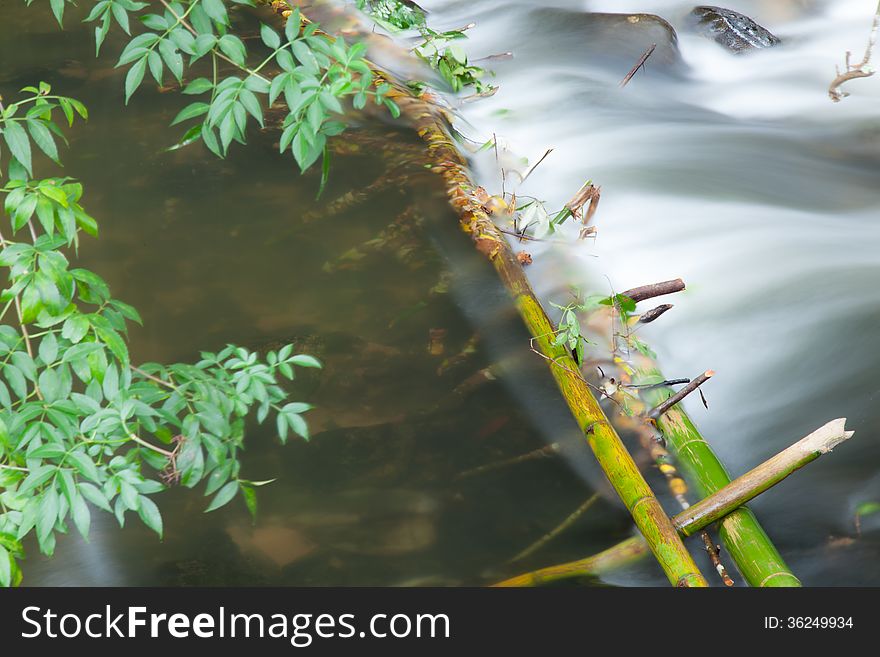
xmin=1 ymin=2 xmax=634 ymax=587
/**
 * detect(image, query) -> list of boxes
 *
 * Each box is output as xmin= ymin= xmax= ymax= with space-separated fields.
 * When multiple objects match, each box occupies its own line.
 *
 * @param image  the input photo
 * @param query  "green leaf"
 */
xmin=38 ymin=332 xmax=59 ymax=365
xmin=239 ymin=89 xmax=264 ymax=127
xmin=137 ymin=495 xmax=163 ymax=538
xmin=70 ymin=491 xmax=91 ymax=539
xmin=10 ymin=351 xmax=36 ymax=382
xmin=61 ymin=315 xmax=90 ymax=344
xmin=111 ymin=2 xmax=131 ymax=34
xmin=204 ymin=461 xmax=232 ymax=496
xmin=261 ymin=23 xmax=281 ymax=49
xmin=34 ymin=271 xmax=63 ymax=313
xmin=68 ymin=451 xmax=101 ymax=483
xmin=0 ymin=544 xmax=10 ymax=588
xmin=158 ymin=38 xmax=184 ymax=82
xmin=285 ymin=8 xmax=300 ymax=42
xmin=147 ymin=50 xmax=164 ymax=86
xmin=78 ymin=482 xmax=112 ymax=512
xmin=27 ymin=120 xmax=60 ymax=163
xmin=71 ymin=268 xmax=110 ymax=301
xmin=171 ymin=102 xmax=210 ymax=126
xmin=124 ymin=57 xmax=148 ymax=105
xmin=286 ymin=412 xmax=309 ymax=441
xmin=109 ymin=299 xmax=143 ymax=325
xmin=12 ymin=193 xmax=37 ymax=232
xmin=49 ymin=0 xmax=66 ymax=26
xmin=241 ymin=484 xmax=257 ymax=523
xmin=19 ymin=465 xmax=55 ymax=495
xmin=38 ymin=367 xmax=61 ymax=403
xmin=35 ymin=196 xmax=55 ymax=236
xmin=288 ymin=354 xmax=322 ymax=368
xmin=3 ymin=365 xmax=26 ymax=400
xmin=204 ymin=480 xmax=238 ymax=512
xmin=193 ymin=34 xmax=217 ymax=58
xmin=37 ymin=487 xmax=59 ymax=545
xmin=102 ymin=363 xmax=119 ymax=400
xmin=202 ymin=0 xmax=228 ymax=24
xmin=94 ymin=325 xmax=129 ymax=366
xmin=183 ymin=78 xmax=214 ymax=95
xmin=2 ymin=121 xmax=33 ymax=176
xmin=275 ymin=412 xmax=288 ymax=444
xmin=218 ymin=35 xmax=246 ymax=66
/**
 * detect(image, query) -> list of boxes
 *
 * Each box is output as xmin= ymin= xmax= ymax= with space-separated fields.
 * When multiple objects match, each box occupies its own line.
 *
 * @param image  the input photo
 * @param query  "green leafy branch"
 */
xmin=28 ymin=0 xmax=400 ymax=176
xmin=0 ymin=85 xmax=319 ymax=587
xmin=356 ymin=0 xmax=495 ymax=96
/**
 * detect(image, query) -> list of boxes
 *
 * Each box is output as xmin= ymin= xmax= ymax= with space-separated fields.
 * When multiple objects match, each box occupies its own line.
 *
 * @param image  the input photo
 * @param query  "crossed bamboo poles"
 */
xmin=265 ymin=1 xmax=854 ymax=587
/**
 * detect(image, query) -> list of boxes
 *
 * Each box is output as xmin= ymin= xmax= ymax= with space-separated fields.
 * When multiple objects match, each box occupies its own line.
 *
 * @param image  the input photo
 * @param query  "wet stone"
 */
xmin=526 ymin=10 xmax=685 ymax=75
xmin=688 ymin=6 xmax=782 ymax=53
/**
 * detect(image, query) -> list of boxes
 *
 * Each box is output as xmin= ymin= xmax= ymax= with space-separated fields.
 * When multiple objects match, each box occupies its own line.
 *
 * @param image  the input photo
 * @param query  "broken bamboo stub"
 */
xmin=264 ymin=1 xmax=708 ymax=588
xmin=495 ymin=418 xmax=854 ymax=586
xmin=673 ymin=419 xmax=854 ymax=535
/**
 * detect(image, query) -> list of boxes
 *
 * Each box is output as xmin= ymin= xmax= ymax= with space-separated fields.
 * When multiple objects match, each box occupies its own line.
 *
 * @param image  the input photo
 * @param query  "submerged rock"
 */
xmin=689 ymin=6 xmax=781 ymax=53
xmin=525 ymin=9 xmax=685 ymax=76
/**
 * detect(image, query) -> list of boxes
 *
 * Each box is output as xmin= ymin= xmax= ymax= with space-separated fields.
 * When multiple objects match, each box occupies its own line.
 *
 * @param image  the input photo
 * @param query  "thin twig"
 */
xmin=457 ymin=443 xmax=561 ymax=480
xmin=509 ymin=494 xmax=601 ymax=563
xmin=619 ymin=43 xmax=657 ymax=88
xmin=829 ymin=1 xmax=880 ymax=102
xmin=648 ymin=370 xmax=714 ymax=420
xmin=131 ymin=366 xmax=179 ymax=391
xmin=701 ymin=531 xmax=735 ymax=586
xmin=520 ymin=148 xmax=553 ymax=184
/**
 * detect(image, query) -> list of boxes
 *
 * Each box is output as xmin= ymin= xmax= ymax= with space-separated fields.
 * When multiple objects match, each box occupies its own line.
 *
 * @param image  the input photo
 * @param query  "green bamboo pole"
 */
xmin=262 ymin=0 xmax=708 ymax=587
xmin=495 ymin=418 xmax=853 ymax=586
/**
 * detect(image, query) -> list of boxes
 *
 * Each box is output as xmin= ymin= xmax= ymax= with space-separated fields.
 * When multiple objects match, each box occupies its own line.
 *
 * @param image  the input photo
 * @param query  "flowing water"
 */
xmin=424 ymin=0 xmax=880 ymax=583
xmin=2 ymin=0 xmax=879 ymax=586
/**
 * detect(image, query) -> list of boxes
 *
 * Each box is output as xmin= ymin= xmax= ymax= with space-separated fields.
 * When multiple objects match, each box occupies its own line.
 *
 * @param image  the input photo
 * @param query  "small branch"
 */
xmin=129 ymin=433 xmax=176 ymax=458
xmin=520 ymin=148 xmax=553 ymax=184
xmin=638 ymin=303 xmax=673 ymax=324
xmin=829 ymin=1 xmax=880 ymax=102
xmin=701 ymin=531 xmax=735 ymax=587
xmin=131 ymin=366 xmax=179 ymax=391
xmin=621 ymin=278 xmax=685 ymax=303
xmin=0 ymin=229 xmax=43 ymax=401
xmin=625 ymin=377 xmax=690 ymax=390
xmin=648 ymin=370 xmax=714 ymax=420
xmin=619 ymin=43 xmax=657 ymax=88
xmin=457 ymin=442 xmax=560 ymax=479
xmin=509 ymin=493 xmax=601 ymax=563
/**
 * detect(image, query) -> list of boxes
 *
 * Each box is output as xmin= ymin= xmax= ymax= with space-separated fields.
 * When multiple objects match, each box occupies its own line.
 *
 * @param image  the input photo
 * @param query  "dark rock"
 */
xmin=524 ymin=10 xmax=685 ymax=75
xmin=689 ymin=6 xmax=782 ymax=53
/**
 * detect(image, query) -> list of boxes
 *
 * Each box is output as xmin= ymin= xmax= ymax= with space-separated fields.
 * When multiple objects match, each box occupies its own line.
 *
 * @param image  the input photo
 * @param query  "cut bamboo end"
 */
xmin=673 ymin=418 xmax=855 ymax=535
xmin=797 ymin=418 xmax=853 ymax=454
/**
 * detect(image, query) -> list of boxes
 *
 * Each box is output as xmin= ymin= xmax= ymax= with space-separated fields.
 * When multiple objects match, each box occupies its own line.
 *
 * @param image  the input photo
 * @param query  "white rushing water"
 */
xmin=417 ymin=0 xmax=880 ymax=583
